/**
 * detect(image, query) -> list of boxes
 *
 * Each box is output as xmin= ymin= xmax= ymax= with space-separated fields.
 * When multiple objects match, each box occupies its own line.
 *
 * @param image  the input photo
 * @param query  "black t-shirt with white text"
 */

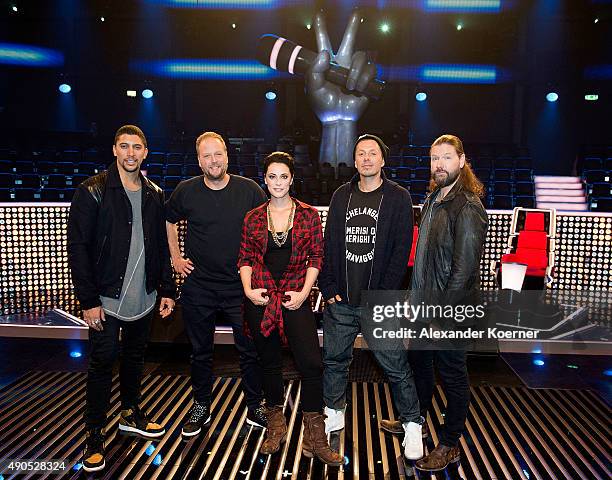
xmin=345 ymin=183 xmax=383 ymax=306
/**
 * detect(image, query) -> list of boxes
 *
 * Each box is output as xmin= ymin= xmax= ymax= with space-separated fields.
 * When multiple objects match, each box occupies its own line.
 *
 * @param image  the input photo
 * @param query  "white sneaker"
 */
xmin=402 ymin=421 xmax=424 ymax=460
xmin=323 ymin=406 xmax=345 ymax=434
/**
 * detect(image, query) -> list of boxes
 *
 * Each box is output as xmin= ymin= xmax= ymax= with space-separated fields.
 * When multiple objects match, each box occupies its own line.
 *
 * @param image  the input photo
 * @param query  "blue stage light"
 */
xmin=420 ymin=64 xmax=497 ymax=84
xmin=153 ymin=454 xmax=162 ymax=466
xmin=604 ymin=369 xmax=612 ymax=377
xmin=0 ymin=42 xmax=64 ymax=67
xmin=265 ymin=90 xmax=277 ymax=101
xmin=70 ymin=351 xmax=81 ymax=358
xmin=584 ymin=65 xmax=612 ymax=80
xmin=424 ymin=0 xmax=501 ymax=13
xmin=546 ymin=92 xmax=558 ymax=102
xmin=344 ymin=455 xmax=350 ymax=465
xmin=142 ymin=89 xmax=154 ymax=99
xmin=533 ymin=359 xmax=545 ymax=366
xmin=381 ymin=64 xmax=503 ymax=84
xmin=531 ymin=348 xmax=542 ymax=354
xmin=147 ymin=0 xmax=283 ymax=9
xmin=145 ymin=444 xmax=156 ymax=456
xmin=73 ymin=463 xmax=82 ymax=471
xmin=415 ymin=92 xmax=427 ymax=102
xmin=59 ymin=84 xmax=72 ymax=94
xmin=132 ymin=59 xmax=281 ymax=80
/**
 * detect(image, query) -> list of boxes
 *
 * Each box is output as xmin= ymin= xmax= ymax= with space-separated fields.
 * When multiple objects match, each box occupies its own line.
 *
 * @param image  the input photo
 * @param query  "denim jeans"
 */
xmin=85 ymin=312 xmax=152 ymax=430
xmin=181 ymin=284 xmax=263 ymax=410
xmin=322 ymin=302 xmax=420 ymax=423
xmin=408 ymin=349 xmax=470 ymax=447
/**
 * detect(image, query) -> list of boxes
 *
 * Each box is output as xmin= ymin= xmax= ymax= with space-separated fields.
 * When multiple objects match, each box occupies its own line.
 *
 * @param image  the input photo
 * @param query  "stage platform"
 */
xmin=0 ymin=371 xmax=609 ymax=479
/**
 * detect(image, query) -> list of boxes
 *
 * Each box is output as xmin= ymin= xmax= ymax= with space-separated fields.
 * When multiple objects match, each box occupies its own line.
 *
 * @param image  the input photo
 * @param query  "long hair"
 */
xmin=428 ymin=134 xmax=485 ymax=198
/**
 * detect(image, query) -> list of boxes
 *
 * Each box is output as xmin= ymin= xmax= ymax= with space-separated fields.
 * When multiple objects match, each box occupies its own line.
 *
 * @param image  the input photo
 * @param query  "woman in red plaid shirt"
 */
xmin=238 ymin=152 xmax=342 ymax=466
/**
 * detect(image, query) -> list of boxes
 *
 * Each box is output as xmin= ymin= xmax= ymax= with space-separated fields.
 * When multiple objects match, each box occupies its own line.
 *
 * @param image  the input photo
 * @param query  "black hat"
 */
xmin=353 ymin=134 xmax=389 ymax=162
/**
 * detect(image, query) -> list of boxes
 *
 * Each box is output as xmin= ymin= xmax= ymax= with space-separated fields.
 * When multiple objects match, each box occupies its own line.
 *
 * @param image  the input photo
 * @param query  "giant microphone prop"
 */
xmin=256 ymin=34 xmax=385 ymax=101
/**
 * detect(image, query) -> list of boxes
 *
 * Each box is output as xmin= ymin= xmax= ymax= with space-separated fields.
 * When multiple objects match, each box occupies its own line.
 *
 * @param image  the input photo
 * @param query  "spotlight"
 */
xmin=11 ymin=5 xmax=17 ymax=13
xmin=58 ymin=83 xmax=71 ymax=94
xmin=533 ymin=359 xmax=545 ymax=366
xmin=546 ymin=92 xmax=558 ymax=102
xmin=70 ymin=351 xmax=82 ymax=358
xmin=265 ymin=90 xmax=277 ymax=101
xmin=457 ymin=23 xmax=463 ymax=31
xmin=566 ymin=364 xmax=578 ymax=369
xmin=231 ymin=23 xmax=236 ymax=29
xmin=360 ymin=18 xmax=364 ymax=23
xmin=100 ymin=16 xmax=105 ymax=22
xmin=306 ymin=23 xmax=311 ymax=30
xmin=380 ymin=23 xmax=390 ymax=33
xmin=584 ymin=94 xmax=598 ymax=101
xmin=142 ymin=89 xmax=154 ymax=99
xmin=126 ymin=90 xmax=137 ymax=97
xmin=594 ymin=18 xmax=599 ymax=24
xmin=415 ymin=92 xmax=427 ymax=102
xmin=531 ymin=348 xmax=542 ymax=354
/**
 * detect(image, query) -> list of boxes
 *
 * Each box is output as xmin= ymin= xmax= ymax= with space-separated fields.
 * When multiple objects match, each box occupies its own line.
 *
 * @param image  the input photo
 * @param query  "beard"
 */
xmin=203 ymin=164 xmax=227 ymax=180
xmin=432 ymin=167 xmax=461 ymax=188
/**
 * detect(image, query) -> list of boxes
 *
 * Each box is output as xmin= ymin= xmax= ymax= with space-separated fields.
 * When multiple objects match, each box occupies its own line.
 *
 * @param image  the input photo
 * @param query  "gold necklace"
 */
xmin=267 ymin=201 xmax=295 ymax=247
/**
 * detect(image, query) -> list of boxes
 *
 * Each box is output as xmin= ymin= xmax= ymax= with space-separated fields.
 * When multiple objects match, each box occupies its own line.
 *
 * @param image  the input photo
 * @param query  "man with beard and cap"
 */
xmin=380 ymin=134 xmax=488 ymax=472
xmin=318 ymin=134 xmax=424 ymax=461
xmin=165 ymin=131 xmax=267 ymax=438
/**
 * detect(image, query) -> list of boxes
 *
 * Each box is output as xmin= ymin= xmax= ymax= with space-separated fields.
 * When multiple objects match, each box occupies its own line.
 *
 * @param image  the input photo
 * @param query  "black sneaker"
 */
xmin=118 ymin=407 xmax=165 ymax=438
xmin=182 ymin=401 xmax=211 ymax=437
xmin=246 ymin=404 xmax=267 ymax=429
xmin=83 ymin=428 xmax=105 ymax=473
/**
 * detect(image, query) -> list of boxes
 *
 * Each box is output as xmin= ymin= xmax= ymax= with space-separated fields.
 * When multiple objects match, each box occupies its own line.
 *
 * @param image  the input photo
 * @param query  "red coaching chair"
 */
xmin=493 ymin=208 xmax=557 ymax=289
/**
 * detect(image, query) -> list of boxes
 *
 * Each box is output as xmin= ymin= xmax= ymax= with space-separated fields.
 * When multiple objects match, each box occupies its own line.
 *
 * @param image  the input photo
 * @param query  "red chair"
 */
xmin=494 ymin=208 xmax=556 ymax=288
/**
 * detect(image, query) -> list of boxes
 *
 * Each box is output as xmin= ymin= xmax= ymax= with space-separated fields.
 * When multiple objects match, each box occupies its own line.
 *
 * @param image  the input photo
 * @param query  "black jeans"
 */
xmin=408 ymin=349 xmax=470 ymax=447
xmin=181 ymin=285 xmax=263 ymax=410
xmin=85 ymin=312 xmax=152 ymax=430
xmin=244 ymin=300 xmax=323 ymax=412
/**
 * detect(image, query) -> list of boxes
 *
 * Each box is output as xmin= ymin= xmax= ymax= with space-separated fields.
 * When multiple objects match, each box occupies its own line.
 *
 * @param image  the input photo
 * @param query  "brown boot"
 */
xmin=415 ymin=444 xmax=460 ymax=471
xmin=260 ymin=406 xmax=287 ymax=455
xmin=380 ymin=419 xmax=429 ymax=438
xmin=302 ymin=412 xmax=344 ymax=466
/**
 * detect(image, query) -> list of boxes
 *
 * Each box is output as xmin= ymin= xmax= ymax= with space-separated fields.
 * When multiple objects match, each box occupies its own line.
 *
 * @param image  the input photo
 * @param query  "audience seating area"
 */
xmin=580 ymin=147 xmax=612 ymax=212
xmin=2 ymin=141 xmax=611 ymax=212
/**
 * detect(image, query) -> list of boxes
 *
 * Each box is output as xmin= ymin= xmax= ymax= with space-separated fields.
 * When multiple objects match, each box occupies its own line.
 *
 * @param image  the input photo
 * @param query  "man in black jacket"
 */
xmin=68 ymin=125 xmax=176 ymax=473
xmin=318 ymin=134 xmax=423 ymax=461
xmin=382 ymin=134 xmax=488 ymax=472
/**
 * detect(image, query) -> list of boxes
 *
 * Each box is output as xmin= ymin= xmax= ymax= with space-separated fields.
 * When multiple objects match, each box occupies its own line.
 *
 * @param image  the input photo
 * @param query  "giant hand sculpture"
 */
xmin=306 ymin=11 xmax=378 ymax=168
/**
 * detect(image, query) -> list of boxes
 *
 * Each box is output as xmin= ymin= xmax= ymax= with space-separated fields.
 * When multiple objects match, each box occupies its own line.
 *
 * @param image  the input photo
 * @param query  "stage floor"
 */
xmin=0 ymin=371 xmax=609 ymax=479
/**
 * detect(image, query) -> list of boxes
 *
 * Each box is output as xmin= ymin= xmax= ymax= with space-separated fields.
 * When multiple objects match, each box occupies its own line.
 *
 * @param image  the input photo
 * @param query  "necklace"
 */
xmin=267 ymin=200 xmax=295 ymax=247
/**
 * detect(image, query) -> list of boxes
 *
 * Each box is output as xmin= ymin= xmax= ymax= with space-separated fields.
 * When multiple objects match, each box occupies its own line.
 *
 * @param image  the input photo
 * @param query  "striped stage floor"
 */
xmin=0 ymin=371 xmax=610 ymax=479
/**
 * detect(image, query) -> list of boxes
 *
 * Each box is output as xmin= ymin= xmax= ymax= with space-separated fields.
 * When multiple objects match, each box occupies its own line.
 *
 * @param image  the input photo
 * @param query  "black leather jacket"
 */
xmin=67 ymin=162 xmax=175 ymax=310
xmin=411 ymin=179 xmax=488 ymax=299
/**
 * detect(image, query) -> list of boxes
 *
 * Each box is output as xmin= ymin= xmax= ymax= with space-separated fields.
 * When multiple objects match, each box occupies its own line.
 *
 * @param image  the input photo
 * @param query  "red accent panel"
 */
xmin=408 ymin=227 xmax=418 ymax=267
xmin=524 ymin=212 xmax=545 ymax=231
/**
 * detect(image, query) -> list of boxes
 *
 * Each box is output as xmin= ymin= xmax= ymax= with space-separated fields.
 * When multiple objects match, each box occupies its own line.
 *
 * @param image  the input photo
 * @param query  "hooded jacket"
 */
xmin=318 ymin=171 xmax=414 ymax=302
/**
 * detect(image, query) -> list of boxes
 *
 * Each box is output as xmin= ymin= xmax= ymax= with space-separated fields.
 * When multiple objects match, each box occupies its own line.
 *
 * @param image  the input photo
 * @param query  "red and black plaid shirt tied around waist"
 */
xmin=237 ymin=199 xmax=323 ymax=342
